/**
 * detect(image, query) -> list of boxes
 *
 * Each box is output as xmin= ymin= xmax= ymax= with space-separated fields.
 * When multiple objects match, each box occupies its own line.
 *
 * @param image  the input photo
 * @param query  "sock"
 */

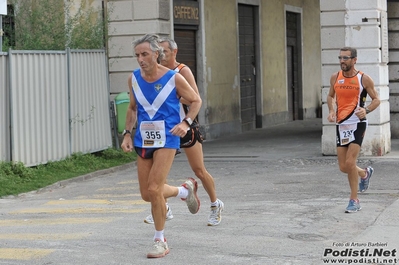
xmin=210 ymin=199 xmax=219 ymax=207
xmin=154 ymin=230 xmax=164 ymax=242
xmin=177 ymin=186 xmax=188 ymax=199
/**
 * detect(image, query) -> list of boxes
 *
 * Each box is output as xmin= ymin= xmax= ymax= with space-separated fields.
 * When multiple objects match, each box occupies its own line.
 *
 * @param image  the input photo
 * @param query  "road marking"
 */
xmin=97 ymin=186 xmax=135 ymax=191
xmin=0 ymin=217 xmax=115 ymax=226
xmin=75 ymin=193 xmax=142 ymax=199
xmin=116 ymin=180 xmax=138 ymax=185
xmin=0 ymin=233 xmax=90 ymax=240
xmin=44 ymin=199 xmax=147 ymax=205
xmin=10 ymin=208 xmax=144 ymax=214
xmin=0 ymin=248 xmax=54 ymax=260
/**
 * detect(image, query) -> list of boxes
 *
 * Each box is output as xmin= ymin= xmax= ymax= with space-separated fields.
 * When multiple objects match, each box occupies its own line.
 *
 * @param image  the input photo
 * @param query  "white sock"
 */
xmin=210 ymin=199 xmax=219 ymax=207
xmin=177 ymin=186 xmax=188 ymax=199
xmin=154 ymin=230 xmax=164 ymax=242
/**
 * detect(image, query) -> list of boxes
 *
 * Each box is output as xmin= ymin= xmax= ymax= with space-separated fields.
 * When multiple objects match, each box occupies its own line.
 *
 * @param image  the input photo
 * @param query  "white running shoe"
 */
xmin=147 ymin=238 xmax=169 ymax=258
xmin=143 ymin=207 xmax=174 ymax=224
xmin=182 ymin=178 xmax=200 ymax=214
xmin=207 ymin=199 xmax=224 ymax=226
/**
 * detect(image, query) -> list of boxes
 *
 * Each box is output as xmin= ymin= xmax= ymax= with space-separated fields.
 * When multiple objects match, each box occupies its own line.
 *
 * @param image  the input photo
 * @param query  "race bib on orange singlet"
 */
xmin=339 ymin=124 xmax=356 ymax=145
xmin=140 ymin=120 xmax=166 ymax=148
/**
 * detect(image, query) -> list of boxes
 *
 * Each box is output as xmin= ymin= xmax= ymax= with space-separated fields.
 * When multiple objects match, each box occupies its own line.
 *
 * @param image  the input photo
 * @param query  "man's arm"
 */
xmin=362 ymin=74 xmax=380 ymax=113
xmin=175 ymin=73 xmax=202 ymax=121
xmin=121 ymin=74 xmax=137 ymax=152
xmin=179 ymin=66 xmax=199 ymax=106
xmin=169 ymin=73 xmax=202 ymax=137
xmin=327 ymin=73 xmax=337 ymax=123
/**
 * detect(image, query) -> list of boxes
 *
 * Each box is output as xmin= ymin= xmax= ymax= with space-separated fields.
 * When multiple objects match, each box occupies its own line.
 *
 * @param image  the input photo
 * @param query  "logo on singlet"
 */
xmin=154 ymin=84 xmax=162 ymax=91
xmin=338 ymin=79 xmax=344 ymax=84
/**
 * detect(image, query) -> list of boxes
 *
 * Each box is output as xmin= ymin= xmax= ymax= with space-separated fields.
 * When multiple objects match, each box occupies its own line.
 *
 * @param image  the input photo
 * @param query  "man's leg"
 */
xmin=148 ymin=148 xmax=176 ymax=232
xmin=337 ymin=144 xmax=362 ymax=213
xmin=184 ymin=142 xmax=217 ymax=202
xmin=344 ymin=144 xmax=362 ymax=200
xmin=184 ymin=142 xmax=223 ymax=225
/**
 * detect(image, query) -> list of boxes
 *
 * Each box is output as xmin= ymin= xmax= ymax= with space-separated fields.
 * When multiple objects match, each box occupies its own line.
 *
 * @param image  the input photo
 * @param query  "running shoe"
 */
xmin=147 ymin=238 xmax=169 ymax=258
xmin=359 ymin=166 xmax=373 ymax=193
xmin=144 ymin=206 xmax=174 ymax=224
xmin=207 ymin=199 xmax=224 ymax=226
xmin=345 ymin=199 xmax=361 ymax=213
xmin=181 ymin=178 xmax=200 ymax=214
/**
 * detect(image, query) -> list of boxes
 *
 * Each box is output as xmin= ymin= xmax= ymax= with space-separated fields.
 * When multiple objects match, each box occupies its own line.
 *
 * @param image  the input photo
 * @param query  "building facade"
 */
xmin=106 ymin=0 xmax=323 ymax=137
xmin=105 ymin=0 xmax=396 ymax=156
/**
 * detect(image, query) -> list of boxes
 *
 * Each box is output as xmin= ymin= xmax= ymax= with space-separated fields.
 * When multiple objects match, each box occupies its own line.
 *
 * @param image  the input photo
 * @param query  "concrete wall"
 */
xmin=202 ymin=0 xmax=240 ymax=125
xmin=301 ymin=0 xmax=323 ymax=119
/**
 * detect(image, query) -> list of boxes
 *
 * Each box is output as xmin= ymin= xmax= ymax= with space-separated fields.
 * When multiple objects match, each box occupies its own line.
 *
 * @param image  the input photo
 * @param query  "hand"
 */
xmin=170 ymin=122 xmax=190 ymax=137
xmin=121 ymin=136 xmax=133 ymax=152
xmin=354 ymin=107 xmax=366 ymax=120
xmin=327 ymin=112 xmax=336 ymax=123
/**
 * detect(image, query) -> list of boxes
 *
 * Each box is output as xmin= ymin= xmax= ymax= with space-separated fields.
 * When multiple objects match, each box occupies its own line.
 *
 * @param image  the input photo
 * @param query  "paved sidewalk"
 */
xmin=0 ymin=118 xmax=398 ymax=265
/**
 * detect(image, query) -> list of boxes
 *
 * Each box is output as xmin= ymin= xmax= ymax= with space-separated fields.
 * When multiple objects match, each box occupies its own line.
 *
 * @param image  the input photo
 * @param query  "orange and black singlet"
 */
xmin=173 ymin=63 xmax=186 ymax=73
xmin=334 ymin=70 xmax=368 ymax=124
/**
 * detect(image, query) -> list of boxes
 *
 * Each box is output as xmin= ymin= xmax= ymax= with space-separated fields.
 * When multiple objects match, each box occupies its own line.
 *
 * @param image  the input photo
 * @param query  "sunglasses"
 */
xmin=338 ymin=56 xmax=354 ymax=61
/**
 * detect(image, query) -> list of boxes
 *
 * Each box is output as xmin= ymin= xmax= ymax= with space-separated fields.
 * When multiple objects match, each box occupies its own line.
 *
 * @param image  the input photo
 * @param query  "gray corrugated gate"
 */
xmin=0 ymin=49 xmax=112 ymax=166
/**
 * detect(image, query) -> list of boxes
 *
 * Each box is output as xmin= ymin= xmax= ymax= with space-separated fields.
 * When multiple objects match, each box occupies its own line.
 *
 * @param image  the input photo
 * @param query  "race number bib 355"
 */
xmin=140 ymin=120 xmax=166 ymax=148
xmin=339 ymin=124 xmax=356 ymax=145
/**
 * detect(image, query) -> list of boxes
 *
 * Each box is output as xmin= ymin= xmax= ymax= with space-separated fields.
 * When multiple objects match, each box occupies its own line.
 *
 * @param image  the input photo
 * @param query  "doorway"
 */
xmin=286 ymin=11 xmax=302 ymax=120
xmin=238 ymin=4 xmax=258 ymax=132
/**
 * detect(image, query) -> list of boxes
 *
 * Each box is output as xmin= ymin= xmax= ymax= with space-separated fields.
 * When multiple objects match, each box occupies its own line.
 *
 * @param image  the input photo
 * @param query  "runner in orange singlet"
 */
xmin=327 ymin=47 xmax=380 ymax=213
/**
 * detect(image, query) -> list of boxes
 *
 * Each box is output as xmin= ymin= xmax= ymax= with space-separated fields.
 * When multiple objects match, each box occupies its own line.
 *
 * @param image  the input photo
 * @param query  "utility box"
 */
xmin=114 ymin=92 xmax=130 ymax=134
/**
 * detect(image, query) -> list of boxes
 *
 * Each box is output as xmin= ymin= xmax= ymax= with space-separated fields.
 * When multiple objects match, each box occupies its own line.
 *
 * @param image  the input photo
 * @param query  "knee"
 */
xmin=340 ymin=161 xmax=355 ymax=173
xmin=338 ymin=164 xmax=347 ymax=173
xmin=147 ymin=185 xmax=162 ymax=200
xmin=140 ymin=192 xmax=150 ymax=202
xmin=140 ymin=186 xmax=159 ymax=202
xmin=193 ymin=168 xmax=207 ymax=180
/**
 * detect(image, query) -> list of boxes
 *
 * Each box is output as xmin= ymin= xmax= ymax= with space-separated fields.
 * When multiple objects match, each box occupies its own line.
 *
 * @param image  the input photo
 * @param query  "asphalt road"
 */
xmin=1 ymin=118 xmax=398 ymax=265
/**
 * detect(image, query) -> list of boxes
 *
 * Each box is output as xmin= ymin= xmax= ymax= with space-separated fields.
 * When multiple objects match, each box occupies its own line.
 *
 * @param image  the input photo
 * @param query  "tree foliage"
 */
xmin=3 ymin=0 xmax=107 ymax=50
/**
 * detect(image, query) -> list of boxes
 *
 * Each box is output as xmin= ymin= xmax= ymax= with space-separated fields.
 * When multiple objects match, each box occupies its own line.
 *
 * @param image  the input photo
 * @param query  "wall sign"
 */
xmin=173 ymin=0 xmax=199 ymax=25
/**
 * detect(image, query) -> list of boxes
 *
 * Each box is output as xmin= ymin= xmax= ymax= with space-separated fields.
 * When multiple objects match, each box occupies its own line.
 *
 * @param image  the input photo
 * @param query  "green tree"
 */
xmin=3 ymin=0 xmax=107 ymax=51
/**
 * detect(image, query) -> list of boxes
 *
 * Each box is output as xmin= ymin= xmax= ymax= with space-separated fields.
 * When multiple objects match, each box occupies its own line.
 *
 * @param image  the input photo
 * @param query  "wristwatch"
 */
xmin=365 ymin=107 xmax=371 ymax=114
xmin=184 ymin=117 xmax=193 ymax=126
xmin=122 ymin=129 xmax=131 ymax=136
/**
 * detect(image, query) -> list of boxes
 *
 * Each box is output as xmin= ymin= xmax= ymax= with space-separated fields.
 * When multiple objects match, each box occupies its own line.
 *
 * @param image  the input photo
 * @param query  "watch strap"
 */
xmin=122 ymin=129 xmax=131 ymax=136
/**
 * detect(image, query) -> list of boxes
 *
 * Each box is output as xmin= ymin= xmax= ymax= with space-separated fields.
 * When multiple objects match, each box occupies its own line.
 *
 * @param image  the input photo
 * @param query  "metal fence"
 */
xmin=0 ymin=49 xmax=112 ymax=166
xmin=0 ymin=52 xmax=10 ymax=162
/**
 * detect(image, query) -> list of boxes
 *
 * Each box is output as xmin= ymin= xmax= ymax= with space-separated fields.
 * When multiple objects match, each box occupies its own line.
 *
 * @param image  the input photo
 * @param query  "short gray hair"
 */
xmin=159 ymin=37 xmax=178 ymax=50
xmin=132 ymin=34 xmax=165 ymax=61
